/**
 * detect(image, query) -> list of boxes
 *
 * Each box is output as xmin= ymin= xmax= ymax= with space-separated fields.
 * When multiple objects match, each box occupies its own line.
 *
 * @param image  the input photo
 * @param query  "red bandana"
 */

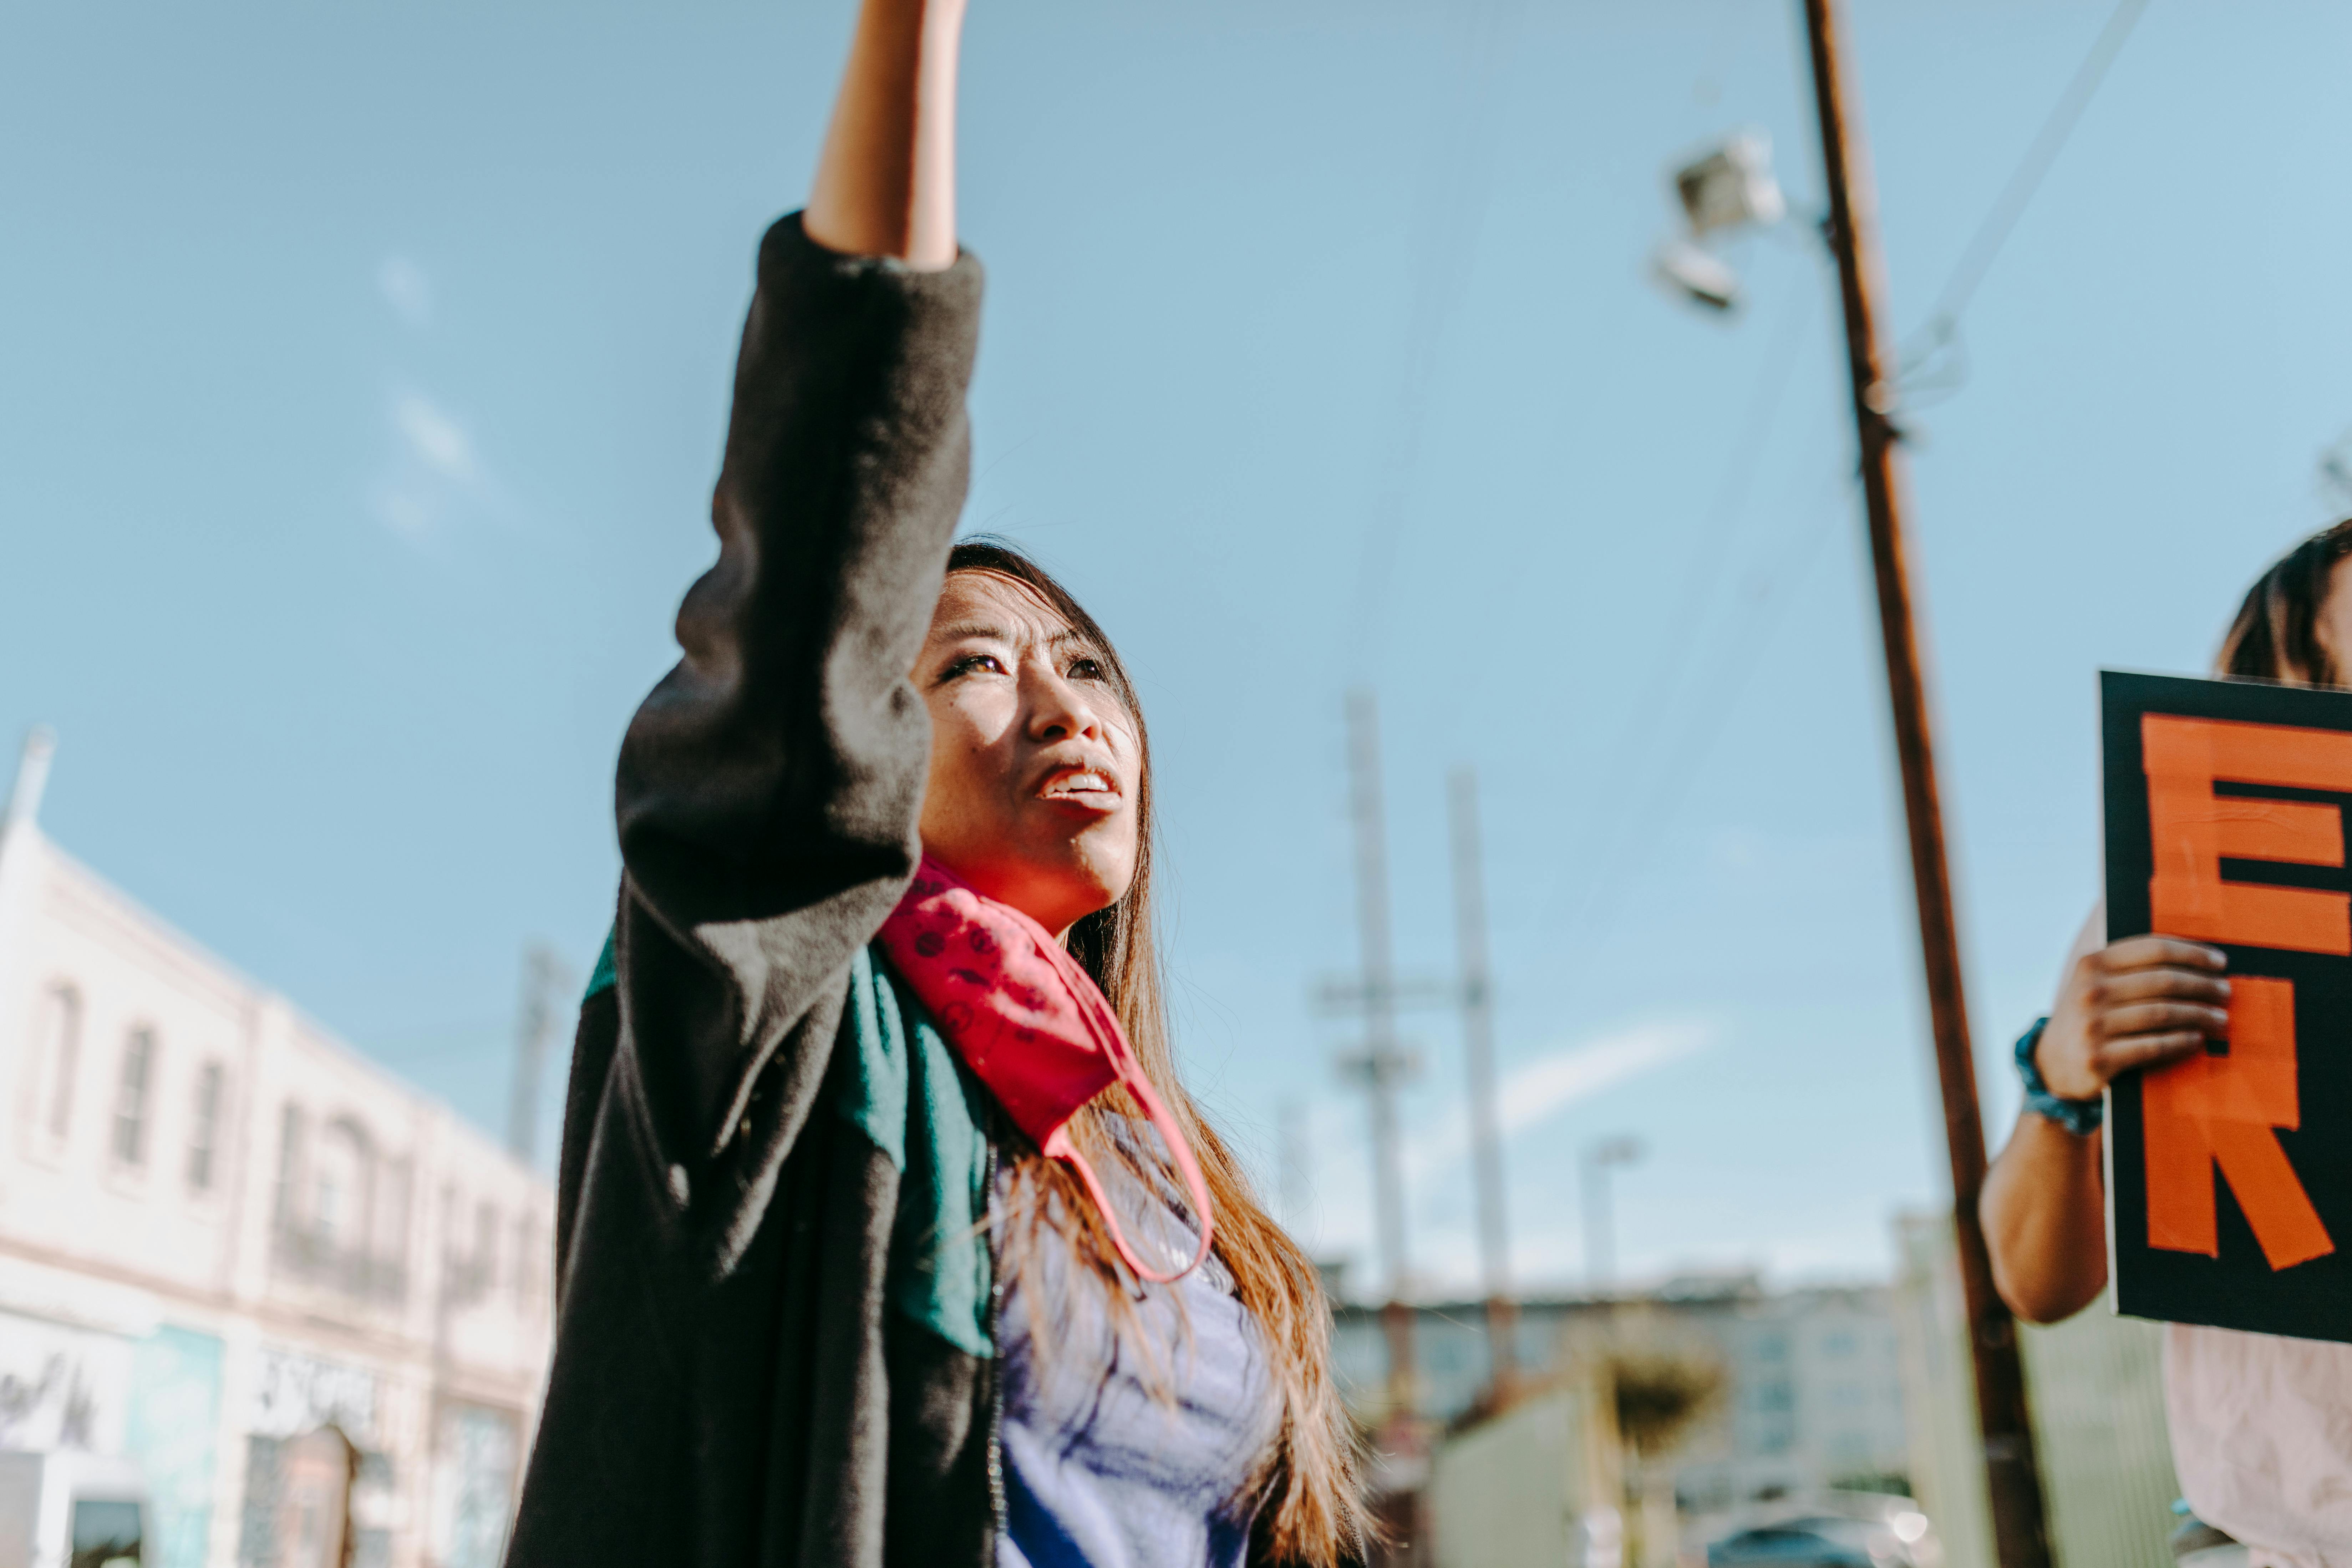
xmin=876 ymin=857 xmax=1214 ymax=1283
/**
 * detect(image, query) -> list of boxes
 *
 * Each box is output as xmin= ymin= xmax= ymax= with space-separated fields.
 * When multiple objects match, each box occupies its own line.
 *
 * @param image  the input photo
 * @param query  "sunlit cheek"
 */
xmin=1103 ymin=713 xmax=1141 ymax=765
xmin=925 ymin=684 xmax=1018 ymax=754
xmin=928 ymin=700 xmax=1027 ymax=842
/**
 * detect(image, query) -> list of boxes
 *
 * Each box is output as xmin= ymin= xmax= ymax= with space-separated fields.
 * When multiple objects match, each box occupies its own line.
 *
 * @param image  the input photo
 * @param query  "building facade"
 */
xmin=0 ymin=744 xmax=553 ymax=1568
xmin=1332 ymin=1277 xmax=1912 ymax=1509
xmin=1891 ymin=1210 xmax=2180 ymax=1568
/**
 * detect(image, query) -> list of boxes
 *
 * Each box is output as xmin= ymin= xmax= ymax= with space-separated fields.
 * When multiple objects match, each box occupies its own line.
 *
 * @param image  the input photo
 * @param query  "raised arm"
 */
xmin=806 ymin=0 xmax=966 ymax=267
xmin=584 ymin=0 xmax=979 ymax=1261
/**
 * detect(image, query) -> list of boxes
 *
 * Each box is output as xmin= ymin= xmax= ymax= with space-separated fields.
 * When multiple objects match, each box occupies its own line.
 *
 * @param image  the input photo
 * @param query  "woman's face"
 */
xmin=914 ymin=569 xmax=1141 ymax=938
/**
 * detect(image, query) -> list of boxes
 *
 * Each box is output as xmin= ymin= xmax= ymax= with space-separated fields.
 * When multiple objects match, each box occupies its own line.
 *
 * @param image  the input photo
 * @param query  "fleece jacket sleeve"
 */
xmin=604 ymin=213 xmax=983 ymax=1238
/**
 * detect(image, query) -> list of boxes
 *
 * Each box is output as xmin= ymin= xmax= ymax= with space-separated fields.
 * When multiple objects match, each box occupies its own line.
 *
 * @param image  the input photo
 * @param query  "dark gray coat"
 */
xmin=506 ymin=214 xmax=994 ymax=1568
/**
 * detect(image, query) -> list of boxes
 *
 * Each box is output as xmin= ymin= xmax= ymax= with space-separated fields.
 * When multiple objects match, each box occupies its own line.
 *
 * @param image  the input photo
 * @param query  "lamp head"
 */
xmin=1651 ymin=239 xmax=1741 ymax=313
xmin=1649 ymin=130 xmax=1786 ymax=315
xmin=1673 ymin=131 xmax=1785 ymax=237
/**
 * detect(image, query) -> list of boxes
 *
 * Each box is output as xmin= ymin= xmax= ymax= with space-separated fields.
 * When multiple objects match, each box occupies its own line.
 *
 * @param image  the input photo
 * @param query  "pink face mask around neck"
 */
xmin=874 ymin=857 xmax=1214 ymax=1285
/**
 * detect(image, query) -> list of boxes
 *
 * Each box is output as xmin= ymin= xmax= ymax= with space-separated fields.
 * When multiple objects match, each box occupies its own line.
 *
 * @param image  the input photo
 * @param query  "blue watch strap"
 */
xmin=2015 ymin=1016 xmax=2103 ymax=1135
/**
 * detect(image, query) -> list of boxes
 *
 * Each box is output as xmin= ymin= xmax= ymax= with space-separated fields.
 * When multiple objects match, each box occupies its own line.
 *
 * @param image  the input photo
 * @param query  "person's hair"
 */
xmin=2217 ymin=519 xmax=2352 ymax=685
xmin=940 ymin=539 xmax=1369 ymax=1566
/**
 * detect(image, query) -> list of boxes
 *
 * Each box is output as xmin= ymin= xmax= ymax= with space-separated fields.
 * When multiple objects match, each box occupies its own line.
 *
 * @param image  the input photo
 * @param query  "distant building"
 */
xmin=0 ymin=738 xmax=553 ymax=1568
xmin=1332 ymin=1275 xmax=1912 ymax=1508
xmin=1890 ymin=1210 xmax=2179 ymax=1568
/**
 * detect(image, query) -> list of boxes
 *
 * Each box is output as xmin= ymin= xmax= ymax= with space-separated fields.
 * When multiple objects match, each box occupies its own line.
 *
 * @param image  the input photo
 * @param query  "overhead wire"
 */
xmin=1551 ymin=0 xmax=2155 ymax=942
xmin=1541 ymin=261 xmax=1819 ymax=931
xmin=1348 ymin=0 xmax=1530 ymax=669
xmin=1899 ymin=0 xmax=2153 ymax=399
xmin=1320 ymin=0 xmax=1532 ymax=1283
xmin=1569 ymin=481 xmax=1848 ymax=943
xmin=1551 ymin=409 xmax=1850 ymax=950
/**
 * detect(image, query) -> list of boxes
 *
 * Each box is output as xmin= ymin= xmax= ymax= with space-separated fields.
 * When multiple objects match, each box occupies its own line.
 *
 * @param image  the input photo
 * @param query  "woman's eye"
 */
xmin=943 ymin=653 xmax=1002 ymax=680
xmin=1069 ymin=657 xmax=1105 ymax=681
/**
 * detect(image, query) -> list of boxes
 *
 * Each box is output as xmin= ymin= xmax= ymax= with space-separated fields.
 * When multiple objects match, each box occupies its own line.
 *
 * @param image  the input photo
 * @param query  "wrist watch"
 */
xmin=2014 ymin=1016 xmax=2103 ymax=1135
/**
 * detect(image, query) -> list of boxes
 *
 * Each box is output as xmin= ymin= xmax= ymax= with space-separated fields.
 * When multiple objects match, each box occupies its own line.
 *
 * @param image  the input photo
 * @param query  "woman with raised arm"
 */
xmin=1982 ymin=522 xmax=2352 ymax=1568
xmin=503 ymin=3 xmax=1368 ymax=1566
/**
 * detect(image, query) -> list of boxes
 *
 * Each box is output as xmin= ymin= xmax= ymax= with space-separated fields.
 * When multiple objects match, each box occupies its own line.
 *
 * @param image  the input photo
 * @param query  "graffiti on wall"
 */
xmin=0 ymin=1308 xmax=131 ymax=1453
xmin=246 ymin=1346 xmax=378 ymax=1445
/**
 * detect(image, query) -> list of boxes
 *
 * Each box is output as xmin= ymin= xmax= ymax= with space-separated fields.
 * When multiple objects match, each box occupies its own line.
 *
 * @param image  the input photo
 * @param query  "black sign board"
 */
xmin=2104 ymin=669 xmax=2352 ymax=1343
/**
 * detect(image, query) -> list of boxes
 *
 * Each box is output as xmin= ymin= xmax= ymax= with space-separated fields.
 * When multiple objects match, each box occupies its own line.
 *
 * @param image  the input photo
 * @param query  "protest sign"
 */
xmin=2104 ymin=669 xmax=2352 ymax=1343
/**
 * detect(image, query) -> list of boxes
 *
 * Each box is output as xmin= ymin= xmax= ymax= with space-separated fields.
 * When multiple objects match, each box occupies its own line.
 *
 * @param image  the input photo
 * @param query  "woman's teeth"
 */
xmin=1048 ymin=772 xmax=1111 ymax=795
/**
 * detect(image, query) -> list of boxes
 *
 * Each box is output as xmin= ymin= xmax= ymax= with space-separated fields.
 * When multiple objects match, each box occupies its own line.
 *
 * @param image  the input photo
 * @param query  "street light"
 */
xmin=1648 ymin=131 xmax=1787 ymax=314
xmin=1581 ymin=1135 xmax=1645 ymax=1292
xmin=1634 ymin=11 xmax=2056 ymax=1559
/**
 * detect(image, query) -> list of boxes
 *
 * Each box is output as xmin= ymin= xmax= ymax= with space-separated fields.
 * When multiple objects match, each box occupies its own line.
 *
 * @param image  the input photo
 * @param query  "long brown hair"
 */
xmin=941 ymin=539 xmax=1369 ymax=1565
xmin=2218 ymin=519 xmax=2352 ymax=684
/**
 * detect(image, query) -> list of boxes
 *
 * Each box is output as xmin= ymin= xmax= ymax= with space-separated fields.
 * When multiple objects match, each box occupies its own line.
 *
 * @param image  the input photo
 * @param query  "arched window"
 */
xmin=112 ymin=1026 xmax=156 ymax=1167
xmin=380 ymin=1157 xmax=413 ymax=1261
xmin=316 ymin=1163 xmax=343 ymax=1245
xmin=273 ymin=1103 xmax=307 ymax=1227
xmin=314 ymin=1118 xmax=372 ymax=1258
xmin=186 ymin=1061 xmax=225 ymax=1192
xmin=30 ymin=983 xmax=81 ymax=1146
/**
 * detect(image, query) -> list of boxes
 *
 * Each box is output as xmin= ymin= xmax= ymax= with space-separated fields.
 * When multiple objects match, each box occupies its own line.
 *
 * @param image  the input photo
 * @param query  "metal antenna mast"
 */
xmin=1342 ymin=690 xmax=1417 ymax=1415
xmin=507 ymin=944 xmax=565 ymax=1164
xmin=1447 ymin=767 xmax=1516 ymax=1389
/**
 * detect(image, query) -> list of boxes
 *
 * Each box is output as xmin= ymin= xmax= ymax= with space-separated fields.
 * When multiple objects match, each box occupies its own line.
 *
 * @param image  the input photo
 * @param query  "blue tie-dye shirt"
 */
xmin=994 ymin=1151 xmax=1281 ymax=1568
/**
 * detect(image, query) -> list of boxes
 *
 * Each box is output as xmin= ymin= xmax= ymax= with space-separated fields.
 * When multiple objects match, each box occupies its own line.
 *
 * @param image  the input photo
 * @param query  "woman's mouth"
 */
xmin=1039 ymin=767 xmax=1121 ymax=808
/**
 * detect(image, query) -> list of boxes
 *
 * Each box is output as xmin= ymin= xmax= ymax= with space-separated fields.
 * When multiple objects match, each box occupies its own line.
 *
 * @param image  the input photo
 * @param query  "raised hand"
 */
xmin=806 ymin=0 xmax=968 ymax=268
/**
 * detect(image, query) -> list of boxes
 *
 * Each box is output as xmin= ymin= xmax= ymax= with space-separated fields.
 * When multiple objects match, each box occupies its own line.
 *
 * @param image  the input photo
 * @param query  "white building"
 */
xmin=1891 ymin=1210 xmax=2180 ymax=1568
xmin=0 ymin=733 xmax=554 ymax=1568
xmin=1334 ymin=1276 xmax=1914 ymax=1507
xmin=1688 ymin=1282 xmax=1913 ymax=1507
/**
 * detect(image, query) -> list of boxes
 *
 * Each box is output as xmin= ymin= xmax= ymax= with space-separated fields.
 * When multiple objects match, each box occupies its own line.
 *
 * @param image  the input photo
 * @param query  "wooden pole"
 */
xmin=508 ymin=943 xmax=563 ymax=1163
xmin=1344 ymin=690 xmax=1418 ymax=1419
xmin=1447 ymin=767 xmax=1518 ymax=1393
xmin=1797 ymin=4 xmax=2051 ymax=1565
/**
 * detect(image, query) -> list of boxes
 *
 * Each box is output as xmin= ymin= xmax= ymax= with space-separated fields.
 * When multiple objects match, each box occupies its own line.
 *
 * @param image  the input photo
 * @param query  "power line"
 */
xmin=1350 ymin=0 xmax=1529 ymax=666
xmin=1541 ymin=266 xmax=1817 ymax=928
xmin=1552 ymin=456 xmax=1847 ymax=949
xmin=1558 ymin=0 xmax=2157 ymax=939
xmin=1546 ymin=1 xmax=2154 ymax=964
xmin=1903 ymin=0 xmax=2153 ymax=382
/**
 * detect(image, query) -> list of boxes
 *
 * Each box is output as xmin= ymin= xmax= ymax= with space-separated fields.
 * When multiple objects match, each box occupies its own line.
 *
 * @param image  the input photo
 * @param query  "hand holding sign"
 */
xmin=2104 ymin=672 xmax=2352 ymax=1342
xmin=2039 ymin=933 xmax=2230 ymax=1102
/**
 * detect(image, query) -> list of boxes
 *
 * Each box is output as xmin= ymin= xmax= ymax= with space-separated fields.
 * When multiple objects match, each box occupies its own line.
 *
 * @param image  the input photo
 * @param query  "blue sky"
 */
xmin=5 ymin=0 xmax=2350 ymax=1298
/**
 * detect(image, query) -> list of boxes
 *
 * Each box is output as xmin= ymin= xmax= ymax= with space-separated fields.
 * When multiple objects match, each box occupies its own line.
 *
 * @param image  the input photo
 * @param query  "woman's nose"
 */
xmin=1024 ymin=663 xmax=1102 ymax=744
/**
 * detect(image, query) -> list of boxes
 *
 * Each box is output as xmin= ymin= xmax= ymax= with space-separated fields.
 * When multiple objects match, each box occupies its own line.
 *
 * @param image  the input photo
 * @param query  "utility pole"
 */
xmin=1340 ymin=690 xmax=1418 ymax=1421
xmin=1277 ymin=1098 xmax=1310 ymax=1230
xmin=1798 ymin=4 xmax=2050 ymax=1565
xmin=1581 ymin=1136 xmax=1642 ymax=1291
xmin=507 ymin=944 xmax=564 ymax=1164
xmin=1446 ymin=767 xmax=1516 ymax=1392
